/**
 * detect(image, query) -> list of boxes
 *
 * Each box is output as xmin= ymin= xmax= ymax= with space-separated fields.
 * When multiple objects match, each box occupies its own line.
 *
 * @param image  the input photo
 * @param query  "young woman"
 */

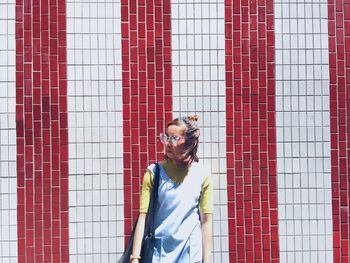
xmin=130 ymin=115 xmax=213 ymax=263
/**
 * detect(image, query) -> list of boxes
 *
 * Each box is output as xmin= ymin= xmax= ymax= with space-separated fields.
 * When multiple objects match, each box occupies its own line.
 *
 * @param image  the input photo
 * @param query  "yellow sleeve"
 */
xmin=199 ymin=173 xmax=213 ymax=214
xmin=139 ymin=169 xmax=154 ymax=213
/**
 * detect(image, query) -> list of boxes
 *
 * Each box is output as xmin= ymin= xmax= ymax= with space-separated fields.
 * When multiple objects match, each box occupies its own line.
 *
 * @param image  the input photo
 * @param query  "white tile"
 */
xmin=285 ymin=205 xmax=295 ymax=220
xmin=302 ymin=251 xmax=310 ymax=262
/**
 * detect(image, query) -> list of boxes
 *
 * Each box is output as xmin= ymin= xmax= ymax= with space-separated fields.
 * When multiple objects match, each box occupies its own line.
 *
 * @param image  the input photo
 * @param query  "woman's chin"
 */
xmin=166 ymin=152 xmax=174 ymax=159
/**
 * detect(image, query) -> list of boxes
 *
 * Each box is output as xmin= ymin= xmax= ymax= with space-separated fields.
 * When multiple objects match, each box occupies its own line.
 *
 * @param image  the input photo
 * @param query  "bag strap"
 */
xmin=152 ymin=162 xmax=160 ymax=208
xmin=145 ymin=162 xmax=160 ymax=238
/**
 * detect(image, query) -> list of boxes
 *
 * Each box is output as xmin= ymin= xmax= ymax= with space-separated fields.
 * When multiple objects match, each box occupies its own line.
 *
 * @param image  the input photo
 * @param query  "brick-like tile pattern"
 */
xmin=15 ymin=1 xmax=69 ymax=262
xmin=0 ymin=1 xmax=17 ymax=261
xmin=225 ymin=0 xmax=279 ymax=261
xmin=121 ymin=0 xmax=173 ymax=242
xmin=328 ymin=0 xmax=350 ymax=261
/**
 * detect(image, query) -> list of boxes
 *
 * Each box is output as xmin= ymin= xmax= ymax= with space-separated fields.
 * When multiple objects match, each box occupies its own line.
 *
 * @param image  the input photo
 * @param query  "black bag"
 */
xmin=122 ymin=163 xmax=160 ymax=263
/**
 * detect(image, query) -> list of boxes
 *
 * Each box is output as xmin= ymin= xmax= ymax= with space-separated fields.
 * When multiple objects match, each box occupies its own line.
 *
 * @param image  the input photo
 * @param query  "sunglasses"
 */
xmin=160 ymin=133 xmax=182 ymax=146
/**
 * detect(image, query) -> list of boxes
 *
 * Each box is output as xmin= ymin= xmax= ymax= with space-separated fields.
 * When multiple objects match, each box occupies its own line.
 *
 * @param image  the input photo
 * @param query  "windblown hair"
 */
xmin=165 ymin=114 xmax=200 ymax=168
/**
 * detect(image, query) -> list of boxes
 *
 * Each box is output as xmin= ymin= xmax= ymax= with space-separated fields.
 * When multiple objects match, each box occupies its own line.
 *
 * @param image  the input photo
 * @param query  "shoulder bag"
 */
xmin=122 ymin=162 xmax=160 ymax=263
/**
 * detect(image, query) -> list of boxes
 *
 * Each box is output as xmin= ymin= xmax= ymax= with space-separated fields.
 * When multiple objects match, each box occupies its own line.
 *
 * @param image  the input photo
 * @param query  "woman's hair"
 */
xmin=165 ymin=114 xmax=200 ymax=168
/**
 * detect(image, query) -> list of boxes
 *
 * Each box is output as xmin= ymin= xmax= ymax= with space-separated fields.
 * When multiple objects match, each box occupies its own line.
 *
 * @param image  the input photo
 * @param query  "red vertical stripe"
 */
xmin=328 ymin=0 xmax=350 ymax=262
xmin=121 ymin=0 xmax=173 ymax=244
xmin=16 ymin=0 xmax=69 ymax=262
xmin=225 ymin=0 xmax=279 ymax=261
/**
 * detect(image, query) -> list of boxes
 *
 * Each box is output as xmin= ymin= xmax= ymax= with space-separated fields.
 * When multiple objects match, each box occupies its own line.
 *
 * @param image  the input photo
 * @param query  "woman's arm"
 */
xmin=130 ymin=213 xmax=147 ymax=262
xmin=201 ymin=213 xmax=213 ymax=263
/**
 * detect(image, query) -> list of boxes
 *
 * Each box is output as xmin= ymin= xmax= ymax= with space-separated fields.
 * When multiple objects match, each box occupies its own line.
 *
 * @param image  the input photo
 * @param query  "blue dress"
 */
xmin=147 ymin=162 xmax=206 ymax=263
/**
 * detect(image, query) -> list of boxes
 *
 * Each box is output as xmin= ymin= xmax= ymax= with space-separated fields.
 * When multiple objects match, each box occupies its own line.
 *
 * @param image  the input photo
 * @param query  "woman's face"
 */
xmin=164 ymin=125 xmax=186 ymax=160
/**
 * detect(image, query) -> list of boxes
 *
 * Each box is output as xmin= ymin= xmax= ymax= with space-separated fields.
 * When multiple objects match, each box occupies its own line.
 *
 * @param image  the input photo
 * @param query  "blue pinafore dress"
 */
xmin=147 ymin=162 xmax=205 ymax=263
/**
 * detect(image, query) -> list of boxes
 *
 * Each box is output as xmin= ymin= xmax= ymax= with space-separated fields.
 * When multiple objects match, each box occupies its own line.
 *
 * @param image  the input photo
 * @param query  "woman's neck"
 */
xmin=166 ymin=158 xmax=186 ymax=171
xmin=161 ymin=158 xmax=189 ymax=183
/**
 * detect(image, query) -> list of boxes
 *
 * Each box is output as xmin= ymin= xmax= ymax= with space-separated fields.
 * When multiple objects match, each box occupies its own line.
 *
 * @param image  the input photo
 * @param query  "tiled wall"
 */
xmin=171 ymin=1 xmax=229 ymax=261
xmin=2 ymin=0 xmax=348 ymax=261
xmin=225 ymin=0 xmax=279 ymax=261
xmin=120 ymin=0 xmax=173 ymax=245
xmin=274 ymin=0 xmax=333 ymax=262
xmin=15 ymin=1 xmax=69 ymax=262
xmin=0 ymin=1 xmax=17 ymax=262
xmin=66 ymin=1 xmax=124 ymax=261
xmin=327 ymin=0 xmax=350 ymax=261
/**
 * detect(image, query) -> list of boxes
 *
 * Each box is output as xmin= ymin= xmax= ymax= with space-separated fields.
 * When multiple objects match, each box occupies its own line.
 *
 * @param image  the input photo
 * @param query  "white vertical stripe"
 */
xmin=0 ymin=1 xmax=17 ymax=262
xmin=67 ymin=1 xmax=123 ymax=262
xmin=274 ymin=1 xmax=333 ymax=262
xmin=171 ymin=1 xmax=228 ymax=262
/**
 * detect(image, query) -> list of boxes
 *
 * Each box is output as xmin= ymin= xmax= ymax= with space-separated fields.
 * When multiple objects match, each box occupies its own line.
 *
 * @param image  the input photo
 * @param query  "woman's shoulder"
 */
xmin=146 ymin=162 xmax=156 ymax=171
xmin=190 ymin=161 xmax=211 ymax=181
xmin=191 ymin=160 xmax=209 ymax=172
xmin=143 ymin=163 xmax=159 ymax=185
xmin=146 ymin=161 xmax=164 ymax=177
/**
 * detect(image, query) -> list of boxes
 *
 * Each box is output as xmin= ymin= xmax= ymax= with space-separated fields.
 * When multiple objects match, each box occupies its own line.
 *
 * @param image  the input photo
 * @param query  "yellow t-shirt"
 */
xmin=139 ymin=160 xmax=213 ymax=214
